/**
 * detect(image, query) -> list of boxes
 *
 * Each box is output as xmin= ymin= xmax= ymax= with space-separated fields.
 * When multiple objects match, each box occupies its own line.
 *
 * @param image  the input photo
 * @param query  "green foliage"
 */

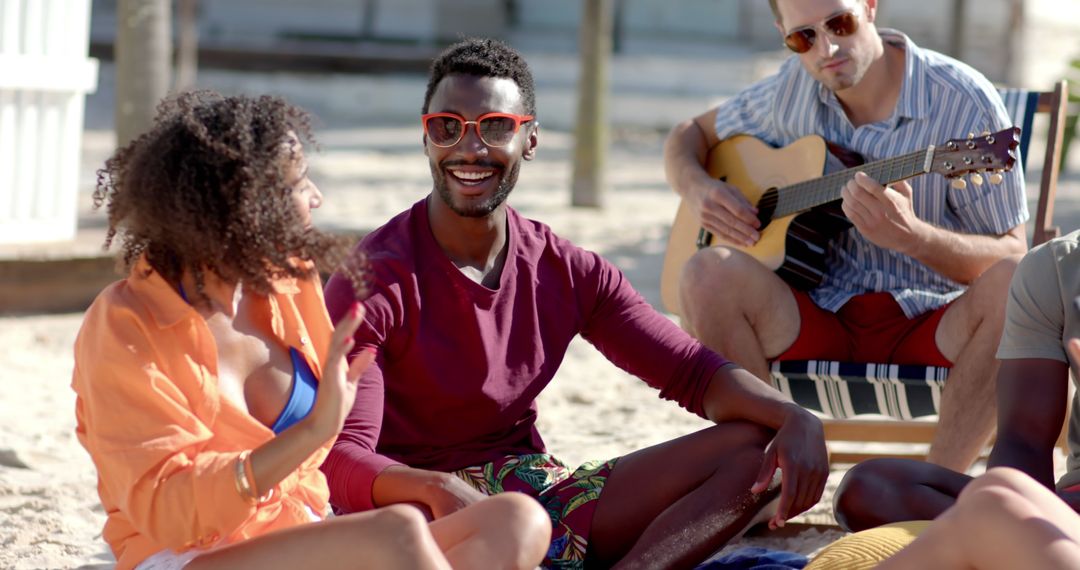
xmin=1063 ymin=59 xmax=1080 ymax=171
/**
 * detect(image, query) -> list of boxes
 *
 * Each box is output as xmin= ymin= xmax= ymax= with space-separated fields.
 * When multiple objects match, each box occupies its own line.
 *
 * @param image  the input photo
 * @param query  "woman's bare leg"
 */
xmin=428 ymin=492 xmax=552 ymax=570
xmin=187 ymin=504 xmax=451 ymax=570
xmin=878 ymin=468 xmax=1080 ymax=570
xmin=186 ymin=494 xmax=549 ymax=570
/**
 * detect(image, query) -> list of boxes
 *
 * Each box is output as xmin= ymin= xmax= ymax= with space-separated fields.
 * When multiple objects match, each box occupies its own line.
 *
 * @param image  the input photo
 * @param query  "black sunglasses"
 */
xmin=783 ymin=11 xmax=860 ymax=54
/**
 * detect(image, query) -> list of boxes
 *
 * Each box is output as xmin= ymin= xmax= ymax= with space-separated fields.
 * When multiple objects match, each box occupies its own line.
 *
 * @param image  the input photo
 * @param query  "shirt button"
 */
xmin=300 ymin=337 xmax=308 ymax=346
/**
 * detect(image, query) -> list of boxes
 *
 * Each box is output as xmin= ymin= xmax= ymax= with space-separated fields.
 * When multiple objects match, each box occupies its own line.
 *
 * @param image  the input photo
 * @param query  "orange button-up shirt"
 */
xmin=73 ymin=259 xmax=335 ymax=570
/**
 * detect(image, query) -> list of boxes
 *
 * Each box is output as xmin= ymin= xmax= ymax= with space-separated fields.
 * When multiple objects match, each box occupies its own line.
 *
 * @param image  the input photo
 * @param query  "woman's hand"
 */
xmin=307 ymin=302 xmax=376 ymax=440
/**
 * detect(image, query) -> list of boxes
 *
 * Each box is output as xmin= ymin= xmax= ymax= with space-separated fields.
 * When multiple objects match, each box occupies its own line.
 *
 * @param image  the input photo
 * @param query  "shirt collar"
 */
xmin=815 ymin=29 xmax=930 ymax=123
xmin=128 ymin=257 xmax=194 ymax=329
xmin=888 ymin=29 xmax=929 ymax=121
xmin=128 ymin=256 xmax=302 ymax=329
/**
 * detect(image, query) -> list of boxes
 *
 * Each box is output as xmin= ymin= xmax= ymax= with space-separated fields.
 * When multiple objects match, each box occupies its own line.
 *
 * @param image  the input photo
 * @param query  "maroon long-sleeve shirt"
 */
xmin=322 ymin=198 xmax=728 ymax=513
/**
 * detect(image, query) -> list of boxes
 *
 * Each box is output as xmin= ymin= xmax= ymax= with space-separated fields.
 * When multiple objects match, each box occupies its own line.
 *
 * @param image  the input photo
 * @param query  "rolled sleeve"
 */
xmin=947 ymin=94 xmax=1029 ymax=235
xmin=321 ymin=360 xmax=403 ymax=513
xmin=324 ymin=265 xmax=406 ymax=513
xmin=947 ymin=159 xmax=1028 ymax=235
xmin=713 ymin=72 xmax=783 ymax=143
xmin=322 ymin=439 xmax=402 ymax=513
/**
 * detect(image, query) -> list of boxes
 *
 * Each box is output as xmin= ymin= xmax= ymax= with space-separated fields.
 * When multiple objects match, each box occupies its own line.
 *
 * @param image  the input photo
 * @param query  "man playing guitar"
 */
xmin=663 ymin=0 xmax=1027 ymax=487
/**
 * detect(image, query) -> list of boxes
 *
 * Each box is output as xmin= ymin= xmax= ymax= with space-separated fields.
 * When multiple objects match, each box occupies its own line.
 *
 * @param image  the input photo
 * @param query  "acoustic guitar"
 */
xmin=660 ymin=128 xmax=1020 ymax=316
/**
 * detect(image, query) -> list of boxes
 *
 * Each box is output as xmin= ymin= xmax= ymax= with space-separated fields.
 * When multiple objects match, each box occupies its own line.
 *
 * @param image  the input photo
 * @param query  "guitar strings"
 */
xmin=755 ymin=150 xmax=928 ymax=217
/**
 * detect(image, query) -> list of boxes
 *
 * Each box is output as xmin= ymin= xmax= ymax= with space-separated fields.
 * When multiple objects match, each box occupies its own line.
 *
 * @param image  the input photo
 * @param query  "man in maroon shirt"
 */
xmin=323 ymin=38 xmax=828 ymax=569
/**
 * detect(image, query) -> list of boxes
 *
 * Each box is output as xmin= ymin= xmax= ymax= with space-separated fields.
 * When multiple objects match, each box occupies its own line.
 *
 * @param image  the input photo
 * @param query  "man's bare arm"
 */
xmin=987 ymin=357 xmax=1070 ymax=488
xmin=905 ymin=223 xmax=1027 ymax=285
xmin=663 ymin=110 xmax=760 ymax=246
xmin=663 ymin=110 xmax=720 ymax=201
xmin=841 ymin=171 xmax=1027 ymax=284
xmin=701 ymin=364 xmax=828 ymax=528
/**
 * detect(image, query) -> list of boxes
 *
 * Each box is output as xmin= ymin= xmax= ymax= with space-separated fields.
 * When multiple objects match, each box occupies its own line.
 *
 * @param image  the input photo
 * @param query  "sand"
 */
xmin=0 ymin=122 xmax=863 ymax=569
xmin=11 ymin=96 xmax=1079 ymax=565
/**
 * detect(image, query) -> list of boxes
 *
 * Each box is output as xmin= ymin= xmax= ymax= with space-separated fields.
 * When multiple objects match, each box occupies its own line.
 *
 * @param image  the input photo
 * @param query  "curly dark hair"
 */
xmin=422 ymin=37 xmax=536 ymax=116
xmin=94 ymin=91 xmax=367 ymax=302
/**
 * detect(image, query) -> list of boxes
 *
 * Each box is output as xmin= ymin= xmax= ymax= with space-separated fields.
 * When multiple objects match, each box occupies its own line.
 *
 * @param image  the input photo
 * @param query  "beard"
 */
xmin=431 ymin=159 xmax=521 ymax=218
xmin=813 ymin=41 xmax=877 ymax=94
xmin=819 ymin=72 xmax=857 ymax=93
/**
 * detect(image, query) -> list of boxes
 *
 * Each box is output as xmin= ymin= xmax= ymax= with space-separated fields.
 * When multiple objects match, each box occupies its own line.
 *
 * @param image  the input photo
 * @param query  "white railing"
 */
xmin=0 ymin=0 xmax=98 ymax=244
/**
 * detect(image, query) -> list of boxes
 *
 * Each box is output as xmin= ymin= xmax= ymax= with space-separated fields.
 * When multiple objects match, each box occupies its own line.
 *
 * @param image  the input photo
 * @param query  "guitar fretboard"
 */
xmin=765 ymin=148 xmax=932 ymax=217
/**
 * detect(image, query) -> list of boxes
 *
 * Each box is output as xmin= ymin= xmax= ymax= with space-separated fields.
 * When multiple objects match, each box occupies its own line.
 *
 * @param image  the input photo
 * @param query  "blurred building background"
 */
xmin=86 ymin=0 xmax=1079 ymax=88
xmin=2 ymin=0 xmax=1079 ymax=298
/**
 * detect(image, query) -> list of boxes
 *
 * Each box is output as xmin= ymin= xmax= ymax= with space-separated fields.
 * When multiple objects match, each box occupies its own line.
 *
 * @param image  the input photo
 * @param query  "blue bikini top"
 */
xmin=269 ymin=348 xmax=319 ymax=434
xmin=177 ymin=284 xmax=318 ymax=434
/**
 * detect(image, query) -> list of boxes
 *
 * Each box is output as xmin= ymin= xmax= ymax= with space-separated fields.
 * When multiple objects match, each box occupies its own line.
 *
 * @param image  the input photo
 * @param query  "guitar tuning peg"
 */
xmin=951 ymin=178 xmax=968 ymax=190
xmin=981 ymin=131 xmax=991 ymax=137
xmin=967 ymin=132 xmax=975 ymax=139
xmin=971 ymin=173 xmax=985 ymax=187
xmin=989 ymin=172 xmax=1004 ymax=184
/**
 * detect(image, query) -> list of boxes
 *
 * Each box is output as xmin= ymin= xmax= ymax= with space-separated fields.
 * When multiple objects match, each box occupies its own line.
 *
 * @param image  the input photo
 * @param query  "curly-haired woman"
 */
xmin=73 ymin=91 xmax=550 ymax=570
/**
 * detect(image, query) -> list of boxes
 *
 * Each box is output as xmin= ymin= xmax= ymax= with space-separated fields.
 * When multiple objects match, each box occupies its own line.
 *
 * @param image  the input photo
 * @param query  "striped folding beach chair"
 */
xmin=769 ymin=80 xmax=1070 ymax=463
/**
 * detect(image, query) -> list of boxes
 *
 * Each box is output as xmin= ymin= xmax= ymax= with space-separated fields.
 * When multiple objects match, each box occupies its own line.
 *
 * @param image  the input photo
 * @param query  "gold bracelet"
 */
xmin=234 ymin=451 xmax=258 ymax=505
xmin=241 ymin=451 xmax=274 ymax=500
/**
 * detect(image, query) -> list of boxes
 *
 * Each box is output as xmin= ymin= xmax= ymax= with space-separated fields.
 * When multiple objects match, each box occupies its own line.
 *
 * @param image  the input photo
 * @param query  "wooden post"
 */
xmin=361 ymin=0 xmax=378 ymax=39
xmin=1003 ymin=0 xmax=1025 ymax=86
xmin=948 ymin=0 xmax=966 ymax=60
xmin=115 ymin=0 xmax=172 ymax=148
xmin=611 ymin=0 xmax=624 ymax=54
xmin=570 ymin=0 xmax=614 ymax=208
xmin=175 ymin=0 xmax=198 ymax=91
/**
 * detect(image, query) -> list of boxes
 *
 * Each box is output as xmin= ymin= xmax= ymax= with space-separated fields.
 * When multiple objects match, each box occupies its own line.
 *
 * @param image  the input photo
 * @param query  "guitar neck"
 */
xmin=772 ymin=147 xmax=933 ymax=217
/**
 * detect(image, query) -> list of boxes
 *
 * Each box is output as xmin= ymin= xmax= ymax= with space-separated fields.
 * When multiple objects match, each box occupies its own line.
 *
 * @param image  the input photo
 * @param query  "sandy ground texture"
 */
xmin=0 ymin=121 xmax=862 ymax=569
xmin=5 ymin=76 xmax=1079 ymax=567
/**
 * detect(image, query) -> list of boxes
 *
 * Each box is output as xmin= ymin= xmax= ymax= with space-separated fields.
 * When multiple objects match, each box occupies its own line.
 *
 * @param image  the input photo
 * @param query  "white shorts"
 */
xmin=134 ymin=547 xmax=206 ymax=570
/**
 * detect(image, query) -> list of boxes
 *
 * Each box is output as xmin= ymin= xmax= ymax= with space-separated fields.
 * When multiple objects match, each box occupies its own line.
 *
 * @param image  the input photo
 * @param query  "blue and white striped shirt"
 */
xmin=713 ymin=30 xmax=1027 ymax=317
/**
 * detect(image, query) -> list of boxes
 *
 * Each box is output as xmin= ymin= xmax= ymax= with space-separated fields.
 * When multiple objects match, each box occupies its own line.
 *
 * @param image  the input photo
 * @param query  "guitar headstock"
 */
xmin=929 ymin=127 xmax=1019 ymax=189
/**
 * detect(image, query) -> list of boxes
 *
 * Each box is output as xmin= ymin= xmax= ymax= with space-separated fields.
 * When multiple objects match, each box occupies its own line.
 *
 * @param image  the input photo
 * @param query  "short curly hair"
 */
xmin=421 ymin=37 xmax=536 ymax=116
xmin=94 ymin=91 xmax=367 ymax=302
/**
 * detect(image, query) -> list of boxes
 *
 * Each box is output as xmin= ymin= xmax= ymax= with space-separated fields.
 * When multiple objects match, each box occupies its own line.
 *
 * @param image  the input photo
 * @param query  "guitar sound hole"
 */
xmin=755 ymin=188 xmax=778 ymax=231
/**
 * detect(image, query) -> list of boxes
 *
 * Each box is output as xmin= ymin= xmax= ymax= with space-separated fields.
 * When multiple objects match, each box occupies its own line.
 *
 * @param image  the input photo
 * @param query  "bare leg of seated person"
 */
xmin=831 ymin=257 xmax=1021 ymax=531
xmin=928 ymin=255 xmax=1021 ymax=471
xmin=833 ymin=457 xmax=972 ymax=532
xmin=682 ymin=246 xmax=1020 ymax=474
xmin=586 ymin=421 xmax=779 ymax=569
xmin=877 ymin=467 xmax=1080 ymax=570
xmin=678 ymin=247 xmax=801 ymax=382
xmin=186 ymin=493 xmax=551 ymax=570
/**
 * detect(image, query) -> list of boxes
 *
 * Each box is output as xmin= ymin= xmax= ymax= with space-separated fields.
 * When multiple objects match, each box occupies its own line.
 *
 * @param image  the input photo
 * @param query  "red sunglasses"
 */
xmin=422 ymin=112 xmax=535 ymax=148
xmin=783 ymin=10 xmax=860 ymax=54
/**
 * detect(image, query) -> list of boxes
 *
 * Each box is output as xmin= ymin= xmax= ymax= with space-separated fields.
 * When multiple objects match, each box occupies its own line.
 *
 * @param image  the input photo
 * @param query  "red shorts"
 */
xmin=774 ymin=291 xmax=953 ymax=367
